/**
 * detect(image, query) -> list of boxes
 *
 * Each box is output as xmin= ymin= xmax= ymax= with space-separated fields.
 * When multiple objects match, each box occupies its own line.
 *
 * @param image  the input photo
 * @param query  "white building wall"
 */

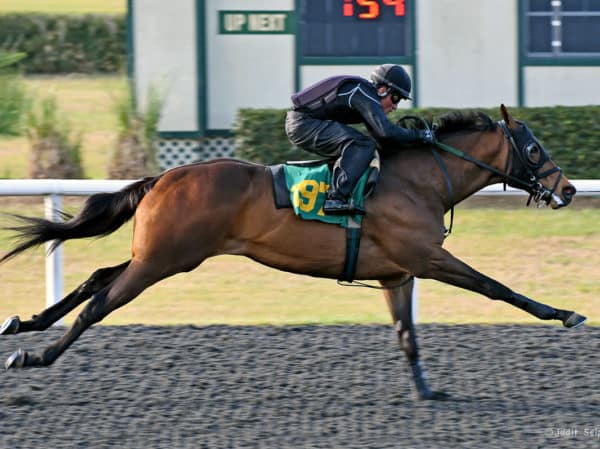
xmin=205 ymin=0 xmax=295 ymax=130
xmin=417 ymin=0 xmax=518 ymax=108
xmin=132 ymin=0 xmax=600 ymax=136
xmin=133 ymin=0 xmax=198 ymax=132
xmin=524 ymin=66 xmax=600 ymax=106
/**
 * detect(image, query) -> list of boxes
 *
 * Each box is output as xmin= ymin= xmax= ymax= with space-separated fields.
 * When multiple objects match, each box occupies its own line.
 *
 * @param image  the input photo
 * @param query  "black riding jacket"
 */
xmin=292 ymin=77 xmax=421 ymax=147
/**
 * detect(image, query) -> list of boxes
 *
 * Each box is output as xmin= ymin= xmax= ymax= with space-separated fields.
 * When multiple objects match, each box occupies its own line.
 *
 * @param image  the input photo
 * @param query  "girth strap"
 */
xmin=340 ymin=216 xmax=362 ymax=282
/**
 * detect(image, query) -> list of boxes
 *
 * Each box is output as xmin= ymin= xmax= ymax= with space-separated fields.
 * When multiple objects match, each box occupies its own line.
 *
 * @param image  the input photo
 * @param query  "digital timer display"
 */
xmin=342 ymin=0 xmax=406 ymax=20
xmin=299 ymin=0 xmax=412 ymax=58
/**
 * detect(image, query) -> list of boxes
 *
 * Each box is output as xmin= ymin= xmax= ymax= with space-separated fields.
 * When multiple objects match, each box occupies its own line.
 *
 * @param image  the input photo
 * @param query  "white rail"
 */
xmin=0 ymin=180 xmax=135 ymax=325
xmin=477 ymin=179 xmax=600 ymax=196
xmin=0 ymin=179 xmax=598 ymax=325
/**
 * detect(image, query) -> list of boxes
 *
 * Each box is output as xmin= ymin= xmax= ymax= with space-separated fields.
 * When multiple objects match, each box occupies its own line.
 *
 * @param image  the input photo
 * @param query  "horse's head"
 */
xmin=499 ymin=104 xmax=576 ymax=209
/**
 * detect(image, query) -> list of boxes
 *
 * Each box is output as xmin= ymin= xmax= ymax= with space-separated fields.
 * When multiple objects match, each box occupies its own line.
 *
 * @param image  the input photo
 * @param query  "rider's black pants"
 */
xmin=285 ymin=110 xmax=375 ymax=198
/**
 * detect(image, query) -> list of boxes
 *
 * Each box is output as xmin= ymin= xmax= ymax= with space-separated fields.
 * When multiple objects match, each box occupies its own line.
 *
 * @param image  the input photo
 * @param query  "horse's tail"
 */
xmin=1 ymin=175 xmax=162 ymax=263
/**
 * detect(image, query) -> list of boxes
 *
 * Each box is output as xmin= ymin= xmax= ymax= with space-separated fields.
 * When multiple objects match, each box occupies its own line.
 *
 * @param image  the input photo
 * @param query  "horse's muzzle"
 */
xmin=552 ymin=184 xmax=576 ymax=209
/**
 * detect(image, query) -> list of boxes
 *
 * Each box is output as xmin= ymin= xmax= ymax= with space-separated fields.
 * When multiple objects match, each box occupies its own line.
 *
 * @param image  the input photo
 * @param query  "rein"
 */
xmin=434 ymin=129 xmax=538 ymax=192
xmin=429 ymin=119 xmax=564 ymax=236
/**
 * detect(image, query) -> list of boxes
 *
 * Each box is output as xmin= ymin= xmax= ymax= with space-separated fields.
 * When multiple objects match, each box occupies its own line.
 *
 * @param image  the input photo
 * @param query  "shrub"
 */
xmin=234 ymin=106 xmax=600 ymax=178
xmin=0 ymin=51 xmax=27 ymax=69
xmin=0 ymin=51 xmax=28 ymax=135
xmin=107 ymin=84 xmax=163 ymax=179
xmin=234 ymin=108 xmax=305 ymax=164
xmin=26 ymin=96 xmax=84 ymax=178
xmin=0 ymin=13 xmax=126 ymax=74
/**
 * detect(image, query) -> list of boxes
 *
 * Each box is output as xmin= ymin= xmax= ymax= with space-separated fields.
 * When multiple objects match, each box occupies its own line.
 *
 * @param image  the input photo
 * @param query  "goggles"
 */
xmin=386 ymin=88 xmax=405 ymax=104
xmin=390 ymin=92 xmax=403 ymax=104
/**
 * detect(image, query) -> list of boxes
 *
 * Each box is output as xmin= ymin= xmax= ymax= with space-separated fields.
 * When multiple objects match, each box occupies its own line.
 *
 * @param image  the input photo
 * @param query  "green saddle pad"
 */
xmin=283 ymin=164 xmax=370 ymax=227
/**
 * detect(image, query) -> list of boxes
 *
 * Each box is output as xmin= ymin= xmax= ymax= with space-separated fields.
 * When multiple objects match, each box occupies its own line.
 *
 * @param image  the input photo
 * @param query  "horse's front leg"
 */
xmin=381 ymin=277 xmax=448 ymax=400
xmin=419 ymin=247 xmax=586 ymax=328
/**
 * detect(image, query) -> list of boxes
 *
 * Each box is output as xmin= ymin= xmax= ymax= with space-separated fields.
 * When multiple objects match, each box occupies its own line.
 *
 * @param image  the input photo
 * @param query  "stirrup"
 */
xmin=323 ymin=198 xmax=365 ymax=216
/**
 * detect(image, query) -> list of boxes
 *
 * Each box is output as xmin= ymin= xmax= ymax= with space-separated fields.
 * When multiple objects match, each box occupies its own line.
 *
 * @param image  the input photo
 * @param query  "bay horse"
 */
xmin=0 ymin=105 xmax=585 ymax=400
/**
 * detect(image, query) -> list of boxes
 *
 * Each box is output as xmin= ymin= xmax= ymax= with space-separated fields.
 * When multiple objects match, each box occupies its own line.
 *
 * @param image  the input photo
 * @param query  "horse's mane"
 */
xmin=397 ymin=110 xmax=497 ymax=136
xmin=435 ymin=110 xmax=496 ymax=136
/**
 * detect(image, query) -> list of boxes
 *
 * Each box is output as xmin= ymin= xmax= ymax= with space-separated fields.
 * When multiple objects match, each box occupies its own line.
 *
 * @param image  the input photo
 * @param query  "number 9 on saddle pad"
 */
xmin=268 ymin=156 xmax=380 ymax=228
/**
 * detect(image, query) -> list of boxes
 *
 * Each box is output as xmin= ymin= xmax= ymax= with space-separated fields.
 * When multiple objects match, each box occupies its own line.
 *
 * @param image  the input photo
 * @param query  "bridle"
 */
xmin=497 ymin=120 xmax=564 ymax=207
xmin=425 ymin=118 xmax=564 ymax=236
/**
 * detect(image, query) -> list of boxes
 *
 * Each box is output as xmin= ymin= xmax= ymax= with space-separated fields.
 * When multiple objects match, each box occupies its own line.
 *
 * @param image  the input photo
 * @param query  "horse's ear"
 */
xmin=500 ymin=104 xmax=513 ymax=125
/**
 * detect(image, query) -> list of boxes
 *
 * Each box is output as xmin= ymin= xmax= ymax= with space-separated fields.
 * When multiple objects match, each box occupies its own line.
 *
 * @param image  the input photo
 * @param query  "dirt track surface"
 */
xmin=0 ymin=324 xmax=598 ymax=449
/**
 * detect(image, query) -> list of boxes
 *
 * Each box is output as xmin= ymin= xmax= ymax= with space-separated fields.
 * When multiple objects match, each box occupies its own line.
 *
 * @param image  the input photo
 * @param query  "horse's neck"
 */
xmin=439 ymin=130 xmax=507 ymax=205
xmin=381 ymin=130 xmax=506 ymax=211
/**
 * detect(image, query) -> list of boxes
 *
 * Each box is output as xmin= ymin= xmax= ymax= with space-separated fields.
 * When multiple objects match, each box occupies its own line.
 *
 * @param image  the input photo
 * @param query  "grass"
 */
xmin=0 ymin=0 xmax=125 ymax=15
xmin=0 ymin=200 xmax=598 ymax=326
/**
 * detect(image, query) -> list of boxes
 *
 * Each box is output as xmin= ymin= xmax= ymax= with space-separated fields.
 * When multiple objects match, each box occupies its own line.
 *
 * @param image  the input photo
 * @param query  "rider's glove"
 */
xmin=419 ymin=129 xmax=436 ymax=145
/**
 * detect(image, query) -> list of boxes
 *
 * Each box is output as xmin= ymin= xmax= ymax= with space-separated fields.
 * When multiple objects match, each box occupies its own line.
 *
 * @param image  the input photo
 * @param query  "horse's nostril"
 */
xmin=563 ymin=185 xmax=576 ymax=199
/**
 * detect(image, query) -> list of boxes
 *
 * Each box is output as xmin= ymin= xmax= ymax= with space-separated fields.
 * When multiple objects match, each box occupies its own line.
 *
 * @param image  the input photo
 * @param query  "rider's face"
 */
xmin=380 ymin=94 xmax=396 ymax=114
xmin=378 ymin=86 xmax=401 ymax=114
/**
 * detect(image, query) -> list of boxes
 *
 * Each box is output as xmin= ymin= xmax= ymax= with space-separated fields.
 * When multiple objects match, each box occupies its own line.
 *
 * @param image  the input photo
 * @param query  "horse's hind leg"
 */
xmin=1 ymin=261 xmax=129 ymax=335
xmin=5 ymin=259 xmax=162 ymax=369
xmin=381 ymin=277 xmax=448 ymax=400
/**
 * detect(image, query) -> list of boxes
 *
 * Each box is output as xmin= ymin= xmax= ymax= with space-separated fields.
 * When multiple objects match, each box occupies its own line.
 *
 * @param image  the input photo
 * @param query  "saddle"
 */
xmin=268 ymin=154 xmax=380 ymax=283
xmin=268 ymin=153 xmax=380 ymax=227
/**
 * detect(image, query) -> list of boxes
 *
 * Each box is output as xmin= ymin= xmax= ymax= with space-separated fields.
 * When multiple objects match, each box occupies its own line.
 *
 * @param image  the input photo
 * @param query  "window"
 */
xmin=298 ymin=0 xmax=413 ymax=59
xmin=524 ymin=0 xmax=600 ymax=58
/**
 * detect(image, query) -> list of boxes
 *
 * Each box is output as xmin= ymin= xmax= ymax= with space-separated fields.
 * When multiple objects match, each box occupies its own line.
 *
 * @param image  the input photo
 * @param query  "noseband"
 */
xmin=498 ymin=120 xmax=563 ymax=206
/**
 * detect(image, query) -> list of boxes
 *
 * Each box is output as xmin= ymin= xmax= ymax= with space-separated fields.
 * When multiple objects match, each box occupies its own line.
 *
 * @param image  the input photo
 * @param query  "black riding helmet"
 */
xmin=370 ymin=64 xmax=412 ymax=100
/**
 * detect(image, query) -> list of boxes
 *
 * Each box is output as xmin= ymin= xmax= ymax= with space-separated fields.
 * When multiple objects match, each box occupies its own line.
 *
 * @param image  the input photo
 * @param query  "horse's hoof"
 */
xmin=419 ymin=390 xmax=450 ymax=401
xmin=0 ymin=316 xmax=20 ymax=335
xmin=5 ymin=349 xmax=26 ymax=370
xmin=563 ymin=312 xmax=587 ymax=328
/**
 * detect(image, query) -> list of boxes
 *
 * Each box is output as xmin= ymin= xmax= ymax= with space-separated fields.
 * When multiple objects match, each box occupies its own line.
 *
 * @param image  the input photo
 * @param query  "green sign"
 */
xmin=219 ymin=11 xmax=294 ymax=34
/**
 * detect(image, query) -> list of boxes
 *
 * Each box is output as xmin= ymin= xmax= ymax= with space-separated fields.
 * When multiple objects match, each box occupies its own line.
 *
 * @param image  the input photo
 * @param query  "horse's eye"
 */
xmin=525 ymin=143 xmax=541 ymax=164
